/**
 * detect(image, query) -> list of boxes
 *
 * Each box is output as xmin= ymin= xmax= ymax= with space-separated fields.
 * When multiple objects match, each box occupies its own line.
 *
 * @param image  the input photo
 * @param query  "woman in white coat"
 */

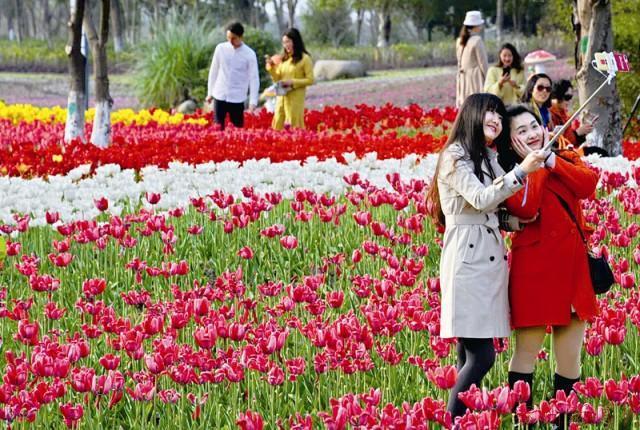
xmin=456 ymin=11 xmax=489 ymax=107
xmin=427 ymin=93 xmax=546 ymax=420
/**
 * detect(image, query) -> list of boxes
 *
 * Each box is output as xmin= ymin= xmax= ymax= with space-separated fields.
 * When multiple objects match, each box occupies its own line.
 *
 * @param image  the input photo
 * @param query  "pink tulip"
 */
xmin=238 ymin=246 xmax=254 ymax=259
xmin=280 ymin=235 xmax=298 ymax=250
xmin=580 ymin=403 xmax=603 ymax=424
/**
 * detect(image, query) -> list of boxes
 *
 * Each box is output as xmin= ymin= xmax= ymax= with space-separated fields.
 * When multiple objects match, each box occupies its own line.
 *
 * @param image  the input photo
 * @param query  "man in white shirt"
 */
xmin=206 ymin=22 xmax=260 ymax=130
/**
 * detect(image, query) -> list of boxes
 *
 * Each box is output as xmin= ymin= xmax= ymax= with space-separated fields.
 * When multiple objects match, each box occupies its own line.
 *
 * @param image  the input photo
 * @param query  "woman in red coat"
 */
xmin=497 ymin=104 xmax=599 ymax=428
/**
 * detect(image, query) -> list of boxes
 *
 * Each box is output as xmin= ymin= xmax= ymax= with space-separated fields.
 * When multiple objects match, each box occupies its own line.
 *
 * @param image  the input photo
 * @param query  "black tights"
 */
xmin=447 ymin=338 xmax=496 ymax=418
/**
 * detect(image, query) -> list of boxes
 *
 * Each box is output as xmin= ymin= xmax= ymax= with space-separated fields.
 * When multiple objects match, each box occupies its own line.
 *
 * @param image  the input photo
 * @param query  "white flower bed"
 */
xmin=0 ymin=153 xmax=636 ymax=227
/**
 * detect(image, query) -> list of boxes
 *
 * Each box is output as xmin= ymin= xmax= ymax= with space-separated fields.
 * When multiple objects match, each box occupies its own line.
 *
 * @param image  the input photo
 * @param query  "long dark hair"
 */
xmin=522 ymin=73 xmax=552 ymax=108
xmin=496 ymin=43 xmax=523 ymax=71
xmin=496 ymin=104 xmax=540 ymax=171
xmin=282 ymin=28 xmax=309 ymax=64
xmin=458 ymin=25 xmax=474 ymax=47
xmin=427 ymin=94 xmax=508 ymax=226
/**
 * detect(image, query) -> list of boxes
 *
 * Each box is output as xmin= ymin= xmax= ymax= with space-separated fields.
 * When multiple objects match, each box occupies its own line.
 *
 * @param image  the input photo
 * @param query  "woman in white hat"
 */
xmin=456 ymin=11 xmax=489 ymax=108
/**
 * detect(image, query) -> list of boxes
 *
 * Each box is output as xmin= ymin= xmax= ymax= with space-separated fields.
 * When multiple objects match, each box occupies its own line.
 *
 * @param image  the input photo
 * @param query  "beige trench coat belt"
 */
xmin=445 ymin=213 xmax=501 ymax=242
xmin=445 ymin=213 xmax=498 ymax=228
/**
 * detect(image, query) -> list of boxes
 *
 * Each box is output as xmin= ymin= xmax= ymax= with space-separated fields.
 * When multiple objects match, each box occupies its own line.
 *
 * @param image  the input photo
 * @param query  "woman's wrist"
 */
xmin=513 ymin=164 xmax=528 ymax=183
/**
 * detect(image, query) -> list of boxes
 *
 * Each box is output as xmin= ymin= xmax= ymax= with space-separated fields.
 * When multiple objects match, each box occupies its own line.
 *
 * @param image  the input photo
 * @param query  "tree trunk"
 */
xmin=286 ymin=0 xmax=298 ymax=28
xmin=43 ymin=0 xmax=53 ymax=47
xmin=13 ymin=0 xmax=22 ymax=42
xmin=355 ymin=8 xmax=364 ymax=45
xmin=84 ymin=0 xmax=113 ymax=148
xmin=512 ymin=0 xmax=518 ymax=33
xmin=27 ymin=1 xmax=37 ymax=39
xmin=573 ymin=0 xmax=621 ymax=155
xmin=110 ymin=0 xmax=125 ymax=53
xmin=64 ymin=0 xmax=87 ymax=143
xmin=496 ymin=0 xmax=504 ymax=40
xmin=376 ymin=2 xmax=391 ymax=48
xmin=272 ymin=0 xmax=286 ymax=33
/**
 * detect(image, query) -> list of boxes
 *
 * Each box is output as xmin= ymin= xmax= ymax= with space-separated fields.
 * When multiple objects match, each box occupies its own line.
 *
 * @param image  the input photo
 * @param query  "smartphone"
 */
xmin=502 ymin=66 xmax=511 ymax=76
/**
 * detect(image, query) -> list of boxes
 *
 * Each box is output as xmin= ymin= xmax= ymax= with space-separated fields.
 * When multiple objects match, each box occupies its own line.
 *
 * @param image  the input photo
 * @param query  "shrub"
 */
xmin=0 ymin=39 xmax=133 ymax=73
xmin=132 ymin=21 xmax=277 ymax=109
xmin=132 ymin=20 xmax=214 ymax=109
xmin=241 ymin=27 xmax=279 ymax=91
xmin=309 ymin=34 xmax=573 ymax=70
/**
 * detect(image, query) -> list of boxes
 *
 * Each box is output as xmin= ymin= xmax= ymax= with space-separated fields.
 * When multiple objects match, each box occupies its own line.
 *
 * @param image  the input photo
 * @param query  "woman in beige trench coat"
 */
xmin=427 ymin=93 xmax=546 ymax=420
xmin=456 ymin=11 xmax=489 ymax=107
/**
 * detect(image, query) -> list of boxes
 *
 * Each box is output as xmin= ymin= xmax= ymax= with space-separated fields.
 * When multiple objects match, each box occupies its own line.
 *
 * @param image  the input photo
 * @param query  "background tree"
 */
xmin=110 ymin=0 xmax=125 ymax=52
xmin=84 ymin=0 xmax=113 ymax=147
xmin=573 ymin=0 xmax=621 ymax=154
xmin=64 ymin=0 xmax=87 ymax=143
xmin=302 ymin=0 xmax=353 ymax=48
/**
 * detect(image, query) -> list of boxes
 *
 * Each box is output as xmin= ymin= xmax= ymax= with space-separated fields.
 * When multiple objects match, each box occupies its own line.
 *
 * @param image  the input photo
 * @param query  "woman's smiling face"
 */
xmin=511 ymin=112 xmax=543 ymax=150
xmin=532 ymin=77 xmax=552 ymax=105
xmin=483 ymin=110 xmax=503 ymax=144
xmin=500 ymin=48 xmax=513 ymax=67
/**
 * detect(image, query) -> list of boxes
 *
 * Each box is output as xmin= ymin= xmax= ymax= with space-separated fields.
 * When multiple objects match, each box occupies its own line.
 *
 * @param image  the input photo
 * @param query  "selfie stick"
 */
xmin=542 ymin=67 xmax=617 ymax=152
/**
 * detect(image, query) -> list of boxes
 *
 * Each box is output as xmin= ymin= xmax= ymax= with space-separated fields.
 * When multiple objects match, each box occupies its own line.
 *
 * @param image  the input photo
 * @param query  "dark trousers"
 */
xmin=213 ymin=98 xmax=244 ymax=130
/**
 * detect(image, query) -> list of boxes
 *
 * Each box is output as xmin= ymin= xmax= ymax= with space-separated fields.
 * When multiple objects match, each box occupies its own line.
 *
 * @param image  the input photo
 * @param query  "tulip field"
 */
xmin=0 ymin=101 xmax=640 ymax=429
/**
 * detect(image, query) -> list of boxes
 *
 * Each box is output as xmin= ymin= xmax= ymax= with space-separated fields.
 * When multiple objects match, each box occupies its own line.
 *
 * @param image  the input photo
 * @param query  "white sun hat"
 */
xmin=463 ymin=11 xmax=485 ymax=27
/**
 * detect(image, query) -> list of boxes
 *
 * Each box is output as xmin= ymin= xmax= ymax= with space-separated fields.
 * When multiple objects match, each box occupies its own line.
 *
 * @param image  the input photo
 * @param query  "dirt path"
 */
xmin=0 ymin=59 xmax=574 ymax=110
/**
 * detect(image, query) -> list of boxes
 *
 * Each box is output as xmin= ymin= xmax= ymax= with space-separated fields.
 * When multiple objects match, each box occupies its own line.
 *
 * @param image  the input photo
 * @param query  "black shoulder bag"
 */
xmin=552 ymin=191 xmax=614 ymax=295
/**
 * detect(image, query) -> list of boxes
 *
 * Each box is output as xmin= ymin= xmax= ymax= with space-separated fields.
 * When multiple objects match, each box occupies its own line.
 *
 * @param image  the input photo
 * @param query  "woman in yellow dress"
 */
xmin=266 ymin=28 xmax=314 ymax=130
xmin=484 ymin=43 xmax=525 ymax=105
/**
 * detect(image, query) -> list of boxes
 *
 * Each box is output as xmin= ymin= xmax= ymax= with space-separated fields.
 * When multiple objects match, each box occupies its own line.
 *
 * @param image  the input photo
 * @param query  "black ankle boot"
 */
xmin=553 ymin=373 xmax=579 ymax=430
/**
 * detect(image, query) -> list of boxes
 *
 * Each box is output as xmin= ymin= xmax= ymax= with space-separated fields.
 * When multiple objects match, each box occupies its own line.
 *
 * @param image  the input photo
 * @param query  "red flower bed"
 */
xmin=0 ymin=104 xmax=455 ymax=178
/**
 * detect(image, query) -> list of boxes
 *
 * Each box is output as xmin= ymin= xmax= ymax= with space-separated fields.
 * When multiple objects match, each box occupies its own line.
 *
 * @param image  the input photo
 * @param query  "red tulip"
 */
xmin=194 ymin=324 xmax=217 ymax=349
xmin=145 ymin=192 xmax=161 ymax=204
xmin=59 ymin=403 xmax=84 ymax=428
xmin=266 ymin=364 xmax=285 ymax=386
xmin=605 ymin=378 xmax=629 ymax=404
xmin=99 ymin=354 xmax=121 ymax=370
xmin=237 ymin=410 xmax=264 ymax=430
xmin=94 ymin=197 xmax=109 ymax=211
xmin=48 ymin=252 xmax=74 ymax=267
xmin=427 ymin=365 xmax=457 ymax=390
xmin=45 ymin=211 xmax=60 ymax=224
xmin=187 ymin=224 xmax=203 ymax=235
xmin=82 ymin=278 xmax=107 ymax=298
xmin=620 ymin=272 xmax=636 ymax=289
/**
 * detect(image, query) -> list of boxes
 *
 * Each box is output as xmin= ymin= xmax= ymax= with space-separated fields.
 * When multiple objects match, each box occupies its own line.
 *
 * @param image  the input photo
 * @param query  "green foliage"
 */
xmin=309 ymin=34 xmax=572 ymax=70
xmin=241 ymin=27 xmax=279 ymax=91
xmin=132 ymin=20 xmax=214 ymax=109
xmin=302 ymin=0 xmax=355 ymax=48
xmin=537 ymin=0 xmax=573 ymax=37
xmin=132 ymin=20 xmax=277 ymax=109
xmin=613 ymin=0 xmax=640 ymax=116
xmin=0 ymin=39 xmax=132 ymax=73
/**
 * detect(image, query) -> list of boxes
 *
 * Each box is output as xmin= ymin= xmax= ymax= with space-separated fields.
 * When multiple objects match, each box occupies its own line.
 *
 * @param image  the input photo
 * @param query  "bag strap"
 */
xmin=550 ymin=189 xmax=588 ymax=247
